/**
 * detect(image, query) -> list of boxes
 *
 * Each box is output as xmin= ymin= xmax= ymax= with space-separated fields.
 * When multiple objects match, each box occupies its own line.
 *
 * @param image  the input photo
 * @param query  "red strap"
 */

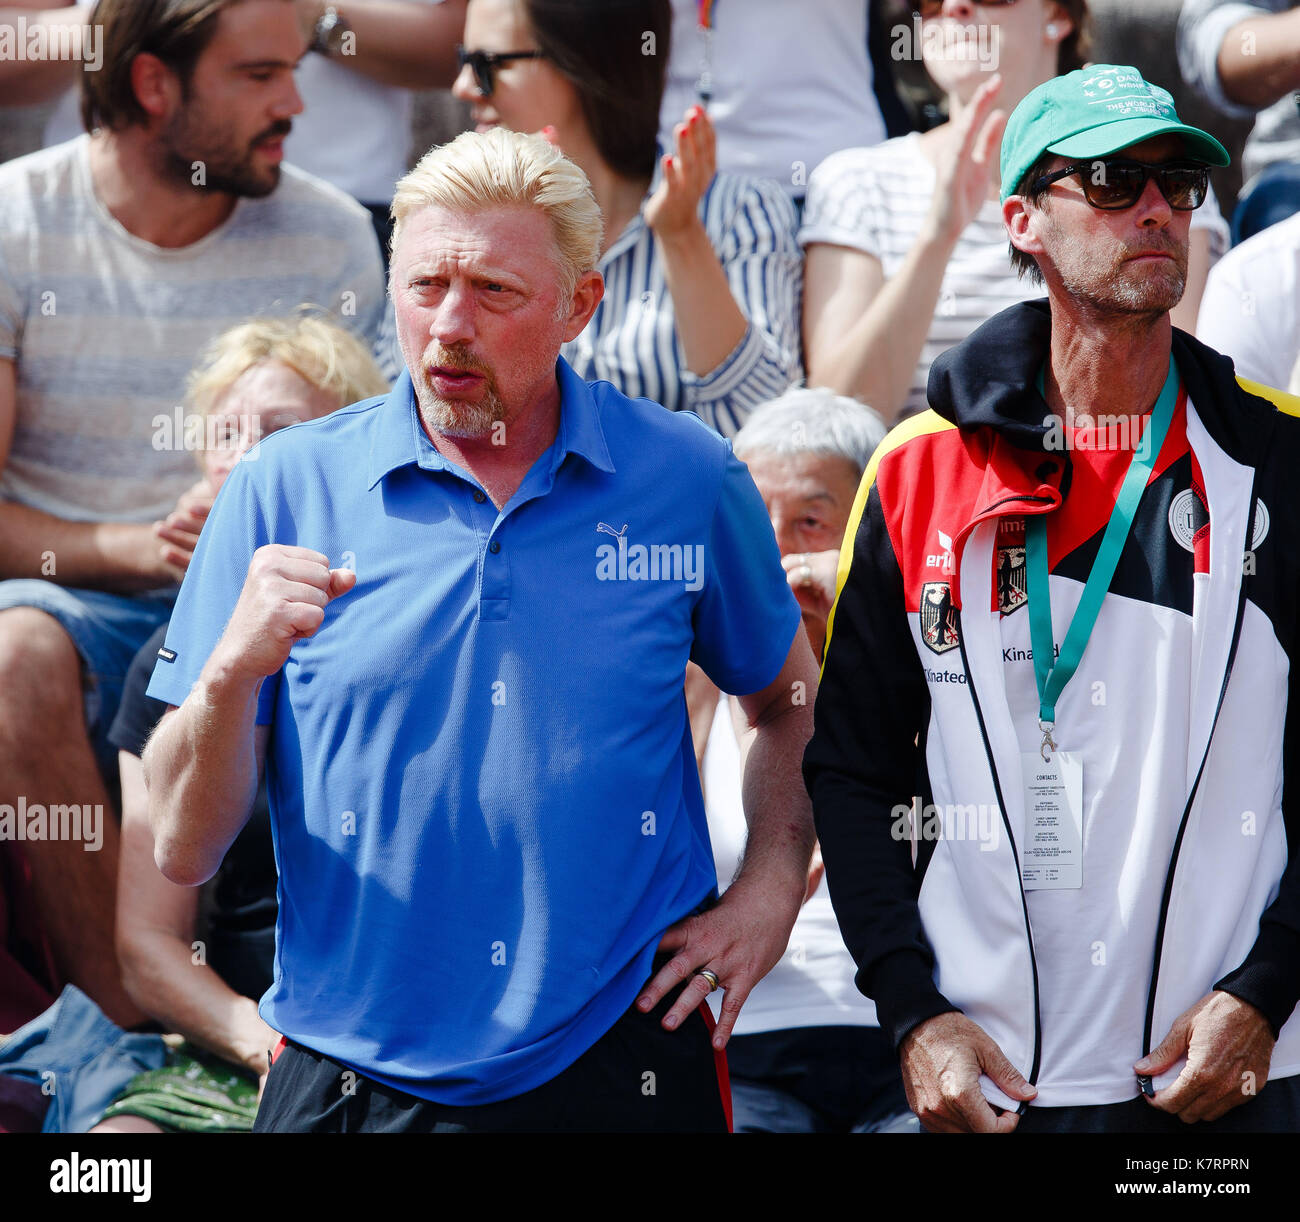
xmin=269 ymin=1035 xmax=288 ymax=1067
xmin=696 ymin=1003 xmax=733 ymax=1133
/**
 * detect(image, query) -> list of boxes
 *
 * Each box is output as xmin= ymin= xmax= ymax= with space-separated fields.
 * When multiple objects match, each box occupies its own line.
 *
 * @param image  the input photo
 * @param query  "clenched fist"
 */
xmin=213 ymin=545 xmax=356 ymax=682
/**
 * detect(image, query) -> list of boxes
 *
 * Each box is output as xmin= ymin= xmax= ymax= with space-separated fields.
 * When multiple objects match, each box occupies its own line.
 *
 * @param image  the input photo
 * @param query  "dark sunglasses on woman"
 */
xmin=456 ymin=45 xmax=546 ymax=97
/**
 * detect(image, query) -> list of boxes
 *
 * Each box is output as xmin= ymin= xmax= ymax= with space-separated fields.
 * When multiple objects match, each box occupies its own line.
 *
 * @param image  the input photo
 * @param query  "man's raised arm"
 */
xmin=144 ymin=544 xmax=354 ymax=885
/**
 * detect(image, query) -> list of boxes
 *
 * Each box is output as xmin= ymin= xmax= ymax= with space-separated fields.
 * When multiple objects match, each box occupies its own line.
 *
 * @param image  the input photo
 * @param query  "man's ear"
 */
xmin=1003 ymin=196 xmax=1045 ymax=263
xmin=561 ymin=269 xmax=604 ymax=342
xmin=130 ymin=52 xmax=182 ymax=124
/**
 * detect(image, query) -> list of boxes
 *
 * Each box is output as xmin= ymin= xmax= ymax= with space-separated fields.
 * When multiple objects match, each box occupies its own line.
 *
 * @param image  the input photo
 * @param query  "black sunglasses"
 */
xmin=456 ymin=45 xmax=546 ymax=96
xmin=1030 ymin=159 xmax=1211 ymax=211
xmin=910 ymin=0 xmax=1021 ymax=16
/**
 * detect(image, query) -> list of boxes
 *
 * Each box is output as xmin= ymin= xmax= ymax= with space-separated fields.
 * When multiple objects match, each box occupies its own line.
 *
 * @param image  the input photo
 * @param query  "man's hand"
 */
xmin=644 ymin=105 xmax=716 ymax=241
xmin=900 ymin=1011 xmax=1037 ymax=1132
xmin=636 ymin=867 xmax=803 ymax=1050
xmin=1136 ymin=991 xmax=1275 ymax=1123
xmin=782 ymin=550 xmax=838 ymax=638
xmin=213 ymin=545 xmax=356 ymax=682
xmin=154 ymin=477 xmax=216 ymax=573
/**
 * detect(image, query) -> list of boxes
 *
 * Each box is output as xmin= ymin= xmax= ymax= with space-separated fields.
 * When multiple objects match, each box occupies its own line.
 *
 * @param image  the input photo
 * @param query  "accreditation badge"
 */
xmin=1019 ymin=750 xmax=1083 ymax=890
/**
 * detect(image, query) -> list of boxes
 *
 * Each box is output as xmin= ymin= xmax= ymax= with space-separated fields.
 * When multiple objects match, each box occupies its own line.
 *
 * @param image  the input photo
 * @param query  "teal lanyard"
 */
xmin=1026 ymin=360 xmax=1180 ymax=744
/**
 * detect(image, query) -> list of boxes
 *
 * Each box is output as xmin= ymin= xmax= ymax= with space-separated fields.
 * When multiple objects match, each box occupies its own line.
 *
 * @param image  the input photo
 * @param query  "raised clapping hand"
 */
xmin=1136 ymin=991 xmax=1275 ymax=1123
xmin=900 ymin=1011 xmax=1038 ymax=1132
xmin=643 ymin=104 xmax=716 ymax=240
xmin=215 ymin=545 xmax=356 ymax=682
xmin=925 ymin=74 xmax=1008 ymax=246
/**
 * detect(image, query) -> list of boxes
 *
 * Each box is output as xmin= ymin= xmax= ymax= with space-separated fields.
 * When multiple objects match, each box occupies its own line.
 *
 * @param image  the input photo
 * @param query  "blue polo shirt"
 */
xmin=147 ymin=358 xmax=801 ymax=1105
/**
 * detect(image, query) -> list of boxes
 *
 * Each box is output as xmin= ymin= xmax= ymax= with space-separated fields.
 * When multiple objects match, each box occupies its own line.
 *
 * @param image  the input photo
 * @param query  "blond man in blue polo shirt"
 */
xmin=142 ymin=128 xmax=818 ymax=1132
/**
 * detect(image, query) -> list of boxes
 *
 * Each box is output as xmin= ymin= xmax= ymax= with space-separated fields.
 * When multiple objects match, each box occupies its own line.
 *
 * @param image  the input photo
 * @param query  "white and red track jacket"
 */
xmin=805 ymin=300 xmax=1300 ymax=1109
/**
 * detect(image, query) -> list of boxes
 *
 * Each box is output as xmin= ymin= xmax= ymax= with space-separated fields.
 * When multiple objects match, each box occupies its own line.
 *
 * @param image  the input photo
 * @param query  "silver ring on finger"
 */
xmin=798 ymin=563 xmax=813 ymax=587
xmin=696 ymin=968 xmax=721 ymax=993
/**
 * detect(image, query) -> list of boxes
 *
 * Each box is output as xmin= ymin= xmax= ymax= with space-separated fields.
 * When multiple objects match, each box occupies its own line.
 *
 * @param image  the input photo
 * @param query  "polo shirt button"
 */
xmin=489 ymin=540 xmax=501 ymax=554
xmin=473 ymin=489 xmax=486 ymax=503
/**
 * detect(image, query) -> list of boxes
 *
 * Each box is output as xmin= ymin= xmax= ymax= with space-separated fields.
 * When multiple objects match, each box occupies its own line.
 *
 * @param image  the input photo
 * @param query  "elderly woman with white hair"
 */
xmin=689 ymin=387 xmax=916 ymax=1132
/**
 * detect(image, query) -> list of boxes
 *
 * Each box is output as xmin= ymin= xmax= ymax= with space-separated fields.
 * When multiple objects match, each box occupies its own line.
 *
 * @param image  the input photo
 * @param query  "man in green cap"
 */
xmin=807 ymin=65 xmax=1300 ymax=1132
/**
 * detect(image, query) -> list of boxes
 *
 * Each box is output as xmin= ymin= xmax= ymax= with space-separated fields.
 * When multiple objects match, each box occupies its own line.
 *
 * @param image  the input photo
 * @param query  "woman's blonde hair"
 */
xmin=186 ymin=308 xmax=389 ymax=425
xmin=390 ymin=127 xmax=603 ymax=302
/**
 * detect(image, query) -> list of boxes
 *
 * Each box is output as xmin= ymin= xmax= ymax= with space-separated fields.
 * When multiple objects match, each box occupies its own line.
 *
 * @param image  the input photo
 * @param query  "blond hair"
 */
xmin=390 ymin=128 xmax=603 ymax=301
xmin=186 ymin=309 xmax=389 ymax=430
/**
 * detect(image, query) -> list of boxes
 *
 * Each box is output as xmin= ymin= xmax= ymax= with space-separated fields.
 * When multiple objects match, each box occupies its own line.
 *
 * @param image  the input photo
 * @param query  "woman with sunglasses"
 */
xmin=451 ymin=0 xmax=802 ymax=438
xmin=800 ymin=0 xmax=1228 ymax=424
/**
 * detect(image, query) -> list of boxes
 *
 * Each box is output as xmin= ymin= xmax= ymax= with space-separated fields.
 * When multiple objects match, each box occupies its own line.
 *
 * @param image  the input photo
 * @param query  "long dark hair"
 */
xmin=1055 ymin=0 xmax=1092 ymax=75
xmin=522 ymin=0 xmax=672 ymax=182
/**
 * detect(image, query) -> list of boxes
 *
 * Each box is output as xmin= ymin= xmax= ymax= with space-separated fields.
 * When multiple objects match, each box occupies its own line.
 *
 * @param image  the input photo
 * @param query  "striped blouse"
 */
xmin=561 ymin=169 xmax=804 ymax=439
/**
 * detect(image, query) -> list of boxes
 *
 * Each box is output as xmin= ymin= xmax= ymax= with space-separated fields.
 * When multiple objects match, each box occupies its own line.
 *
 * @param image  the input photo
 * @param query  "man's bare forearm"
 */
xmin=0 ymin=501 xmax=177 ymax=590
xmin=143 ymin=654 xmax=263 ymax=887
xmin=299 ymin=0 xmax=465 ymax=89
xmin=120 ymin=924 xmax=274 ymax=1075
xmin=1217 ymin=10 xmax=1300 ymax=110
xmin=736 ymin=694 xmax=817 ymax=899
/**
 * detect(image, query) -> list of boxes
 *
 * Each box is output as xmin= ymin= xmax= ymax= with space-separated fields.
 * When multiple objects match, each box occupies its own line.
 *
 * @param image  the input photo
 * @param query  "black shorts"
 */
xmin=254 ymin=990 xmax=732 ymax=1133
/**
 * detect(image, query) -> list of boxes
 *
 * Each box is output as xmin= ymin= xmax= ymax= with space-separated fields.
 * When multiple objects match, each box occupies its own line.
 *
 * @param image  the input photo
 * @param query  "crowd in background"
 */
xmin=1 ymin=0 xmax=1299 ymax=1134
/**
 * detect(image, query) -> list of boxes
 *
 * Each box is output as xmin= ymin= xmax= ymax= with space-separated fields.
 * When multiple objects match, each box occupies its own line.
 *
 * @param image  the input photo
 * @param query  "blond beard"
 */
xmin=414 ymin=380 xmax=507 ymax=438
xmin=404 ymin=340 xmax=507 ymax=439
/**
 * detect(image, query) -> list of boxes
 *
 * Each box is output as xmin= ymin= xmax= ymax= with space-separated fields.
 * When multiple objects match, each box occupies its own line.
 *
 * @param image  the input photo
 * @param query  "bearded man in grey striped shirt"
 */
xmin=0 ymin=0 xmax=385 ymax=1027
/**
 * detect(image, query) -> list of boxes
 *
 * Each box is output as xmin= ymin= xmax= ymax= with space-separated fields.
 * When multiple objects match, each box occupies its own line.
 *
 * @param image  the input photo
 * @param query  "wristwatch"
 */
xmin=309 ymin=5 xmax=351 ymax=56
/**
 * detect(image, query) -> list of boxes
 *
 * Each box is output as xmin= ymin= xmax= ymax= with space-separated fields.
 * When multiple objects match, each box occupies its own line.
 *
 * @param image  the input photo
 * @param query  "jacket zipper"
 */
xmin=950 ymin=492 xmax=1056 ymax=1108
xmin=1139 ymin=488 xmax=1256 ymax=1083
xmin=955 ymin=611 xmax=1043 ymax=1107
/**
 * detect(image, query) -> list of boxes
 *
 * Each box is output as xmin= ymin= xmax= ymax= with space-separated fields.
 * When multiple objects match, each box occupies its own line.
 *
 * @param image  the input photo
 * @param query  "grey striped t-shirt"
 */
xmin=0 ymin=136 xmax=388 ymax=522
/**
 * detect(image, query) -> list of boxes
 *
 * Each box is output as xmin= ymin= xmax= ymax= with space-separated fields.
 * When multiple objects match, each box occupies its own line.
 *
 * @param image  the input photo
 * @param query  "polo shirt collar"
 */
xmin=367 ymin=356 xmax=615 ymax=490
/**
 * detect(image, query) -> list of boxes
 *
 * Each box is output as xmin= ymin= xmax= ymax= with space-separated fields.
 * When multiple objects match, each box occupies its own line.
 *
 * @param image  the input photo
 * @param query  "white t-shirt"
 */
xmin=659 ymin=0 xmax=885 ymax=194
xmin=702 ymin=694 xmax=879 ymax=1034
xmin=800 ymin=132 xmax=1230 ymax=417
xmin=0 ymin=137 xmax=386 ymax=522
xmin=1197 ymin=209 xmax=1300 ymax=392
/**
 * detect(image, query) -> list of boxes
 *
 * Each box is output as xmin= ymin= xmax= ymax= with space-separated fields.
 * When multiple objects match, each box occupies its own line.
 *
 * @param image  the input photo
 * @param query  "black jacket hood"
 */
xmin=926 ymin=299 xmax=1276 ymax=468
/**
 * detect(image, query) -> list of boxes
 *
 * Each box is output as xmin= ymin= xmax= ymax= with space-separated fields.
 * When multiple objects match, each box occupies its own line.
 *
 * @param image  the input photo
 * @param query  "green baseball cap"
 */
xmin=1000 ymin=64 xmax=1230 ymax=203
